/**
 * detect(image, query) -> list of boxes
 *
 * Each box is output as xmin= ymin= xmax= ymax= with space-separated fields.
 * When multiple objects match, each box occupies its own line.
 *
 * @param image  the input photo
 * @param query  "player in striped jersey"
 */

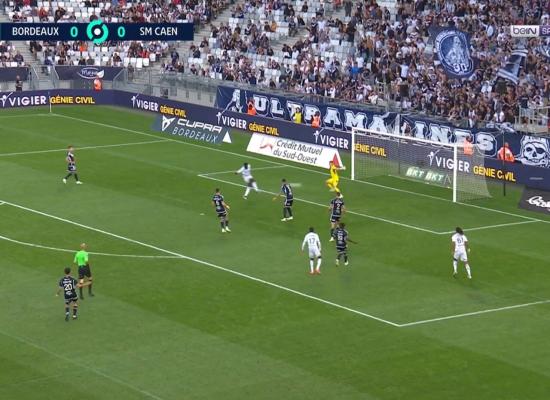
xmin=212 ymin=188 xmax=231 ymax=233
xmin=62 ymin=146 xmax=82 ymax=184
xmin=56 ymin=267 xmax=79 ymax=321
xmin=329 ymin=192 xmax=345 ymax=241
xmin=235 ymin=162 xmax=259 ymax=199
xmin=333 ymin=223 xmax=357 ymax=266
xmin=273 ymin=178 xmax=294 ymax=221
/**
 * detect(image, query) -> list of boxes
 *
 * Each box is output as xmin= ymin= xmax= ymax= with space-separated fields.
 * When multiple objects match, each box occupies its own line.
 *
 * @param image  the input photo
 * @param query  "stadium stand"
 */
xmin=0 ymin=40 xmax=25 ymax=66
xmin=180 ymin=0 xmax=549 ymax=122
xmin=1 ymin=0 xmax=230 ymax=74
xmin=0 ymin=0 xmax=548 ymax=123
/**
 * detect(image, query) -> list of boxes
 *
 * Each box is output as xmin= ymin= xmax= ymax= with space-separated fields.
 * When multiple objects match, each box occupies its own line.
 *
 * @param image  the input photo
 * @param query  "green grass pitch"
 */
xmin=1 ymin=105 xmax=550 ymax=399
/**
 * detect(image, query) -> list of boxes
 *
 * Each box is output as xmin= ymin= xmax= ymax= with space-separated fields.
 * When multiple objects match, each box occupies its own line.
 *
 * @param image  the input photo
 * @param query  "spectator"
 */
xmin=15 ymin=75 xmax=23 ymax=91
xmin=311 ymin=111 xmax=321 ymax=128
xmin=247 ymin=98 xmax=256 ymax=115
xmin=497 ymin=143 xmax=515 ymax=163
xmin=13 ymin=51 xmax=24 ymax=66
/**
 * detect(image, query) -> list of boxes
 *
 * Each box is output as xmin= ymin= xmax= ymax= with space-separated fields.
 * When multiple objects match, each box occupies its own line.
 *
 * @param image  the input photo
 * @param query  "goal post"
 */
xmin=350 ymin=127 xmax=491 ymax=203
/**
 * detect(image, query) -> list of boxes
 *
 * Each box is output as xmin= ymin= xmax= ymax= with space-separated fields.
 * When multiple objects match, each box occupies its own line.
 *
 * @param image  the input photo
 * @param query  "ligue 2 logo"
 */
xmin=86 ymin=20 xmax=109 ymax=45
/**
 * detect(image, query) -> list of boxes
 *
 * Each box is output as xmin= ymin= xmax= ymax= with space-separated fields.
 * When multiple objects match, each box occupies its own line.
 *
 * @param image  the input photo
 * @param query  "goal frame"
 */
xmin=351 ymin=127 xmax=460 ymax=203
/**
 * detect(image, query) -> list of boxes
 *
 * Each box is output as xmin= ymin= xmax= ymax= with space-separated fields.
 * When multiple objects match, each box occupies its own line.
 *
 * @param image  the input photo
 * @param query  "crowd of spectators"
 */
xmin=0 ymin=41 xmax=26 ymax=67
xmin=184 ymin=0 xmax=550 ymax=124
xmin=4 ymin=0 xmax=229 ymax=70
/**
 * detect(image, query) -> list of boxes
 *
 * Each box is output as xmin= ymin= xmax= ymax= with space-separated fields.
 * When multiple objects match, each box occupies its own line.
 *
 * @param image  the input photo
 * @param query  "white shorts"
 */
xmin=308 ymin=248 xmax=321 ymax=259
xmin=243 ymin=176 xmax=254 ymax=185
xmin=454 ymin=250 xmax=468 ymax=262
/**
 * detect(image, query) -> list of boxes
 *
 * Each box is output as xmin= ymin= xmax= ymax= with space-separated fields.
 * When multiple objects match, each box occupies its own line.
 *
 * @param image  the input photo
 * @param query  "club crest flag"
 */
xmin=430 ymin=27 xmax=477 ymax=79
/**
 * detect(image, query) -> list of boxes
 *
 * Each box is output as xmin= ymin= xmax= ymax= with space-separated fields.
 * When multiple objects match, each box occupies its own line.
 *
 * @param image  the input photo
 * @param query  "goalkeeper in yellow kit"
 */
xmin=326 ymin=161 xmax=345 ymax=196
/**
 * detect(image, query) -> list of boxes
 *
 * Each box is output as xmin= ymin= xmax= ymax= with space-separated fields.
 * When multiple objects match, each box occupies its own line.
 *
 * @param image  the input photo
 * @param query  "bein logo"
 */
xmin=510 ymin=25 xmax=539 ymax=38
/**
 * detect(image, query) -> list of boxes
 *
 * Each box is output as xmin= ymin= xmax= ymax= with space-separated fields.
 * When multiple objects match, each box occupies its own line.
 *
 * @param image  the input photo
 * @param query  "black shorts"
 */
xmin=67 ymin=165 xmax=76 ymax=172
xmin=64 ymin=295 xmax=78 ymax=304
xmin=217 ymin=211 xmax=227 ymax=218
xmin=78 ymin=265 xmax=92 ymax=279
xmin=336 ymin=246 xmax=347 ymax=253
xmin=331 ymin=216 xmax=341 ymax=223
xmin=284 ymin=199 xmax=293 ymax=207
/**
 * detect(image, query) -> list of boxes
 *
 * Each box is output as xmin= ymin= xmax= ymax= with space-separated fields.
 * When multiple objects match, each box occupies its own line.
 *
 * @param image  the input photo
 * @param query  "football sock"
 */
xmin=316 ymin=258 xmax=322 ymax=270
xmin=225 ymin=220 xmax=230 ymax=228
xmin=74 ymin=174 xmax=79 ymax=181
xmin=64 ymin=173 xmax=72 ymax=179
xmin=79 ymin=287 xmax=83 ymax=298
xmin=330 ymin=228 xmax=334 ymax=238
xmin=453 ymin=260 xmax=458 ymax=274
xmin=244 ymin=187 xmax=251 ymax=197
xmin=65 ymin=306 xmax=70 ymax=316
xmin=73 ymin=306 xmax=78 ymax=317
xmin=344 ymin=255 xmax=348 ymax=263
xmin=283 ymin=208 xmax=288 ymax=218
xmin=252 ymin=182 xmax=258 ymax=191
xmin=465 ymin=264 xmax=472 ymax=278
xmin=309 ymin=260 xmax=314 ymax=273
xmin=287 ymin=207 xmax=293 ymax=217
xmin=220 ymin=222 xmax=225 ymax=229
xmin=88 ymin=283 xmax=93 ymax=294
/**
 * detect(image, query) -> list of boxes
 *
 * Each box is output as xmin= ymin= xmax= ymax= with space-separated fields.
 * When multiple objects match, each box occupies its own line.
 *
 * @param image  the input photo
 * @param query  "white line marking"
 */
xmin=0 ymin=199 xmax=400 ymax=327
xmin=201 ymin=165 xmax=287 ymax=176
xmin=0 ymin=329 xmax=164 ymax=400
xmin=457 ymin=201 xmax=547 ymax=223
xmin=398 ymin=299 xmax=550 ymax=327
xmin=0 ymin=113 xmax=50 ymax=119
xmin=0 ymin=202 xmax=4 ymax=206
xmin=198 ymin=174 xmax=441 ymax=235
xmin=51 ymin=113 xmax=550 ymax=226
xmin=0 ymin=234 xmax=179 ymax=259
xmin=0 ymin=139 xmax=169 ymax=157
xmin=435 ymin=220 xmax=540 ymax=235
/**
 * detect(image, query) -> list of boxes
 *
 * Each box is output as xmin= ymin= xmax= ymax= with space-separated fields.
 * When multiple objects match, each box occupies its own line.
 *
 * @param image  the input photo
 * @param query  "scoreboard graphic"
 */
xmin=0 ymin=21 xmax=194 ymax=44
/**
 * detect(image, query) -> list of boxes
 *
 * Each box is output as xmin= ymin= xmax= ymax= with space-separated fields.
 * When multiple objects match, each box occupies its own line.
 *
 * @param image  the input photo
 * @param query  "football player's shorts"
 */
xmin=78 ymin=265 xmax=92 ymax=279
xmin=64 ymin=295 xmax=78 ymax=304
xmin=453 ymin=250 xmax=468 ymax=262
xmin=284 ymin=199 xmax=293 ymax=207
xmin=217 ymin=211 xmax=227 ymax=218
xmin=308 ymin=248 xmax=321 ymax=259
xmin=326 ymin=177 xmax=337 ymax=186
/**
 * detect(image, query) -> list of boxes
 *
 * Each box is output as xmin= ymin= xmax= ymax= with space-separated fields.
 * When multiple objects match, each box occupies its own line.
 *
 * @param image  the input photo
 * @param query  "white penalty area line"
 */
xmin=0 ymin=113 xmax=50 ymax=119
xmin=0 ymin=139 xmax=170 ymax=157
xmin=435 ymin=220 xmax=540 ymax=235
xmin=399 ymin=299 xmax=550 ymax=328
xmin=0 ymin=234 xmax=180 ymax=259
xmin=198 ymin=174 xmax=441 ymax=235
xmin=49 ymin=113 xmax=550 ymax=228
xmin=0 ymin=199 xmax=400 ymax=328
xmin=3 ymin=199 xmax=545 ymax=328
xmin=200 ymin=165 xmax=287 ymax=176
xmin=0 ymin=329 xmax=165 ymax=400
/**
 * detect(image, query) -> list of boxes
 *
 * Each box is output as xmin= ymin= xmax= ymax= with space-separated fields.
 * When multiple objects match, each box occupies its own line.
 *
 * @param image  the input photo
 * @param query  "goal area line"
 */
xmin=44 ymin=112 xmax=550 ymax=228
xmin=198 ymin=170 xmax=539 ymax=235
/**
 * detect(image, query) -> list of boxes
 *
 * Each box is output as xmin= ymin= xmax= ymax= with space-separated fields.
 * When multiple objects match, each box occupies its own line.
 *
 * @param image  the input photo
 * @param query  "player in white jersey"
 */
xmin=235 ymin=162 xmax=259 ymax=199
xmin=451 ymin=227 xmax=472 ymax=279
xmin=302 ymin=227 xmax=322 ymax=275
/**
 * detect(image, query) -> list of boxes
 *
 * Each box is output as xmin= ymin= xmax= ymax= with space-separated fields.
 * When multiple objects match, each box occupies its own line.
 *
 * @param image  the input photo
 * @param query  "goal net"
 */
xmin=351 ymin=128 xmax=492 ymax=203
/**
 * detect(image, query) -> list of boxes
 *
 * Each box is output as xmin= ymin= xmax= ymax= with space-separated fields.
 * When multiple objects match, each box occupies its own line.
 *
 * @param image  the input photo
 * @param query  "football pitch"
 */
xmin=1 ymin=105 xmax=550 ymax=399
